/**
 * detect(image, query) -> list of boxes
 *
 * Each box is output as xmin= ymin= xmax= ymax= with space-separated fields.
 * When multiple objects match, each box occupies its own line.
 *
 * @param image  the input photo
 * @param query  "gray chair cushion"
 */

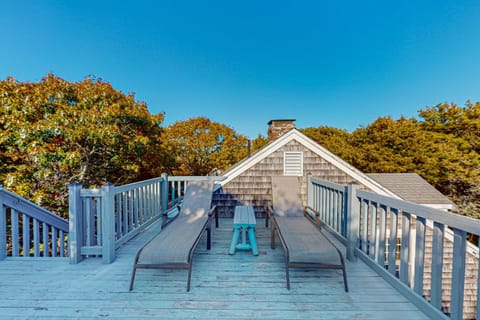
xmin=137 ymin=180 xmax=214 ymax=265
xmin=271 ymin=176 xmax=304 ymax=217
xmin=275 ymin=216 xmax=341 ymax=265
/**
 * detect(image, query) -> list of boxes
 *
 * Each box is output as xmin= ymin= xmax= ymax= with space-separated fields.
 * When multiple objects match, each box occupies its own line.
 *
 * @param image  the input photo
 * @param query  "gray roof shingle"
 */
xmin=366 ymin=173 xmax=455 ymax=206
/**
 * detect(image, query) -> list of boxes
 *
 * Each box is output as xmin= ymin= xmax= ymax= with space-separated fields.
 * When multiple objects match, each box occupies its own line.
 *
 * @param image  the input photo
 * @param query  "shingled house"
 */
xmin=213 ymin=119 xmax=454 ymax=216
xmin=212 ymin=119 xmax=477 ymax=319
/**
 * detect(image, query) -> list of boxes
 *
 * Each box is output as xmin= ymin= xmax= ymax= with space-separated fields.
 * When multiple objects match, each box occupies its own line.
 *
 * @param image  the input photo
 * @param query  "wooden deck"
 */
xmin=0 ymin=218 xmax=429 ymax=319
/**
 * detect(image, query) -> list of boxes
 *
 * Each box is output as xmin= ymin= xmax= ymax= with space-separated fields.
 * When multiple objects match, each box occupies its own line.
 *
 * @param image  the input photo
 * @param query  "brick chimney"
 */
xmin=267 ymin=119 xmax=296 ymax=140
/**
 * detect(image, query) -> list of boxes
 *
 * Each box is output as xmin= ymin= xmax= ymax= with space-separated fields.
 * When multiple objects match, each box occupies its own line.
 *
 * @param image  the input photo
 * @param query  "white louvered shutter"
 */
xmin=283 ymin=152 xmax=303 ymax=176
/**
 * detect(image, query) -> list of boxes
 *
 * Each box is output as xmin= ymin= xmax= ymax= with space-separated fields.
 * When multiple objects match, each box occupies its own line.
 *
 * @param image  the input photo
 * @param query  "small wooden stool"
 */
xmin=229 ymin=206 xmax=258 ymax=256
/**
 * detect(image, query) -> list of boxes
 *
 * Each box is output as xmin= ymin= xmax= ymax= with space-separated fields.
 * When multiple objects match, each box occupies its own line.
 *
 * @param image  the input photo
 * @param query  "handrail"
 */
xmin=307 ymin=177 xmax=478 ymax=320
xmin=308 ymin=175 xmax=347 ymax=240
xmin=0 ymin=187 xmax=68 ymax=260
xmin=0 ymin=188 xmax=68 ymax=231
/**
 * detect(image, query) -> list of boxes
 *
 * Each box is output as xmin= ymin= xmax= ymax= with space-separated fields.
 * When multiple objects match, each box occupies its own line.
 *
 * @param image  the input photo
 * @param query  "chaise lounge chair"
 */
xmin=268 ymin=176 xmax=348 ymax=292
xmin=129 ymin=180 xmax=216 ymax=292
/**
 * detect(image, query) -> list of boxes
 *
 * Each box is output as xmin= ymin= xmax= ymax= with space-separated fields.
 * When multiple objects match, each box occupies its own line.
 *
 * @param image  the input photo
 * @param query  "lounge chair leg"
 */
xmin=342 ymin=267 xmax=349 ymax=292
xmin=187 ymin=264 xmax=192 ymax=292
xmin=129 ymin=267 xmax=137 ymax=291
xmin=286 ymin=264 xmax=291 ymax=290
xmin=206 ymin=226 xmax=211 ymax=250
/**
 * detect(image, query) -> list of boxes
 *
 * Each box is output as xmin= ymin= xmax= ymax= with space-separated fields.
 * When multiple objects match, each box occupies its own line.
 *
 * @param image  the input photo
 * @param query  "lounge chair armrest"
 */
xmin=208 ymin=205 xmax=217 ymax=217
xmin=265 ymin=205 xmax=274 ymax=228
xmin=208 ymin=205 xmax=219 ymax=228
xmin=304 ymin=206 xmax=321 ymax=230
xmin=162 ymin=204 xmax=181 ymax=228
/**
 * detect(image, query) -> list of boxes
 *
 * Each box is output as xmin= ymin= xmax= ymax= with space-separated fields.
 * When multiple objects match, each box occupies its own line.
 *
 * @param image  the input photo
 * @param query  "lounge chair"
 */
xmin=129 ymin=180 xmax=216 ymax=292
xmin=268 ymin=176 xmax=348 ymax=292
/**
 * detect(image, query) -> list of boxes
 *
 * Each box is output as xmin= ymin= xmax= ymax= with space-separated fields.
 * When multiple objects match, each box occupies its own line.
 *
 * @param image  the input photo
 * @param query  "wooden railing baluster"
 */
xmin=11 ymin=209 xmax=19 ymax=257
xmin=23 ymin=214 xmax=30 ymax=257
xmin=450 ymin=228 xmax=466 ymax=320
xmin=400 ymin=212 xmax=411 ymax=286
xmin=431 ymin=221 xmax=444 ymax=310
xmin=414 ymin=216 xmax=426 ymax=295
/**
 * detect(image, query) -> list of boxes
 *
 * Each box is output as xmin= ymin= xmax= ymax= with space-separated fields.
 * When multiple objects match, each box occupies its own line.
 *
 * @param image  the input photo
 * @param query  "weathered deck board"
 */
xmin=0 ymin=218 xmax=429 ymax=319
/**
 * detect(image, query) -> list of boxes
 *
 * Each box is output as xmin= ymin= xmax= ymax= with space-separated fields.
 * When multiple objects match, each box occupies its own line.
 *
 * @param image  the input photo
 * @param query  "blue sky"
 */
xmin=1 ymin=1 xmax=480 ymax=138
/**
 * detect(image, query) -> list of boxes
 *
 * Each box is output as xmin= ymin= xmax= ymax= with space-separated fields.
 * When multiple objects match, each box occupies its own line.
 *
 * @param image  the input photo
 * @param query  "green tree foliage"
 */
xmin=302 ymin=103 xmax=480 ymax=218
xmin=162 ymin=117 xmax=249 ymax=175
xmin=0 ymin=74 xmax=165 ymax=217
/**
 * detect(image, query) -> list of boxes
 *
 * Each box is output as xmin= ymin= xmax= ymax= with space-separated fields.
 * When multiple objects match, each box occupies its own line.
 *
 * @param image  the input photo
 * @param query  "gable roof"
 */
xmin=220 ymin=129 xmax=399 ymax=198
xmin=367 ymin=173 xmax=456 ymax=210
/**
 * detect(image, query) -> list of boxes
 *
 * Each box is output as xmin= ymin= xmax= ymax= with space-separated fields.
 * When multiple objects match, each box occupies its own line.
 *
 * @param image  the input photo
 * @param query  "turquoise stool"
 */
xmin=229 ymin=206 xmax=258 ymax=256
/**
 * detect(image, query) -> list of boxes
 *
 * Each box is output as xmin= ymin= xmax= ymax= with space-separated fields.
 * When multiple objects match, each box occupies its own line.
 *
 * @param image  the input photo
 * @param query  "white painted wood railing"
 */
xmin=308 ymin=177 xmax=480 ymax=320
xmin=0 ymin=186 xmax=68 ymax=260
xmin=69 ymin=175 xmax=168 ymax=264
xmin=307 ymin=176 xmax=348 ymax=241
xmin=68 ymin=174 xmax=225 ymax=264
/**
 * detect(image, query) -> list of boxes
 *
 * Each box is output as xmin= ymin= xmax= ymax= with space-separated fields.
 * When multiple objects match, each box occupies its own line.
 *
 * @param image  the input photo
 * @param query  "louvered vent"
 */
xmin=283 ymin=151 xmax=303 ymax=176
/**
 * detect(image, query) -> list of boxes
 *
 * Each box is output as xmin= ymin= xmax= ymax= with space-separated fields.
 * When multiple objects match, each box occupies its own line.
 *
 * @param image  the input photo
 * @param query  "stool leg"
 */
xmin=229 ymin=227 xmax=240 ymax=255
xmin=248 ymin=227 xmax=258 ymax=256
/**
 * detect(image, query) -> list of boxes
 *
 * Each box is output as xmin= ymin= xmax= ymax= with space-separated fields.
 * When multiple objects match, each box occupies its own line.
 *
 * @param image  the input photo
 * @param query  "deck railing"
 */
xmin=68 ymin=174 xmax=225 ymax=264
xmin=0 ymin=186 xmax=68 ymax=260
xmin=307 ymin=176 xmax=348 ymax=241
xmin=308 ymin=177 xmax=480 ymax=320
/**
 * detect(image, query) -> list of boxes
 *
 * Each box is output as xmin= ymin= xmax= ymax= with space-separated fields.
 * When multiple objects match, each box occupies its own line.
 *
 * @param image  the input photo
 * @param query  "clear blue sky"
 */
xmin=1 ymin=1 xmax=480 ymax=138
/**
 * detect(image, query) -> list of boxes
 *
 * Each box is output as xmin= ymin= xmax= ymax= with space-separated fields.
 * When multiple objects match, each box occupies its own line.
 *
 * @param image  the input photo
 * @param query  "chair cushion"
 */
xmin=271 ymin=176 xmax=304 ymax=217
xmin=137 ymin=180 xmax=213 ymax=265
xmin=275 ymin=216 xmax=342 ymax=266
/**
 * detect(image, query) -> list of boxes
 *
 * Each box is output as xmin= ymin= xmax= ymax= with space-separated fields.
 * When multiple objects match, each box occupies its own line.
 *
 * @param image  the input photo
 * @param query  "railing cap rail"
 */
xmin=0 ymin=188 xmax=68 ymax=232
xmin=310 ymin=177 xmax=346 ymax=192
xmin=168 ymin=176 xmax=227 ymax=182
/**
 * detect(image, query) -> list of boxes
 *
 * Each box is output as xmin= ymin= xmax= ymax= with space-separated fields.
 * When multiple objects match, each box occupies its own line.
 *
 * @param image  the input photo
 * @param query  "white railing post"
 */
xmin=68 ymin=183 xmax=84 ymax=264
xmin=0 ymin=185 xmax=6 ymax=261
xmin=161 ymin=173 xmax=169 ymax=227
xmin=101 ymin=183 xmax=116 ymax=264
xmin=345 ymin=184 xmax=360 ymax=261
xmin=306 ymin=174 xmax=313 ymax=208
xmin=161 ymin=173 xmax=169 ymax=212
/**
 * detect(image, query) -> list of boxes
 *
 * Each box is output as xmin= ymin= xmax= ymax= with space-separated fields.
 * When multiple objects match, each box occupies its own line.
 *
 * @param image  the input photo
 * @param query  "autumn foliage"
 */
xmin=1 ymin=74 xmax=479 ymax=219
xmin=162 ymin=117 xmax=249 ymax=175
xmin=0 ymin=74 xmax=165 ymax=217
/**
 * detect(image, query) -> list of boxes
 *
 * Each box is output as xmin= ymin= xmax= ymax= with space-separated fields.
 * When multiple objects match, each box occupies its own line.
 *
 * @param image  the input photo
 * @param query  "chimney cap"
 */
xmin=267 ymin=119 xmax=296 ymax=125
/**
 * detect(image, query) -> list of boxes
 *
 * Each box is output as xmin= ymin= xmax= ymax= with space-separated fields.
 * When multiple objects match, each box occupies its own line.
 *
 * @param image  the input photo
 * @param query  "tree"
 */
xmin=300 ymin=126 xmax=357 ymax=163
xmin=417 ymin=102 xmax=480 ymax=216
xmin=0 ymin=74 xmax=165 ymax=217
xmin=162 ymin=117 xmax=249 ymax=175
xmin=301 ymin=112 xmax=480 ymax=218
xmin=250 ymin=134 xmax=269 ymax=153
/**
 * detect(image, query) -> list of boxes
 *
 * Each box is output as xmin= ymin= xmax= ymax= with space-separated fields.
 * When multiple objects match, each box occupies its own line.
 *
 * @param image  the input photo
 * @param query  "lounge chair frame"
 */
xmin=268 ymin=205 xmax=349 ymax=292
xmin=129 ymin=205 xmax=217 ymax=292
